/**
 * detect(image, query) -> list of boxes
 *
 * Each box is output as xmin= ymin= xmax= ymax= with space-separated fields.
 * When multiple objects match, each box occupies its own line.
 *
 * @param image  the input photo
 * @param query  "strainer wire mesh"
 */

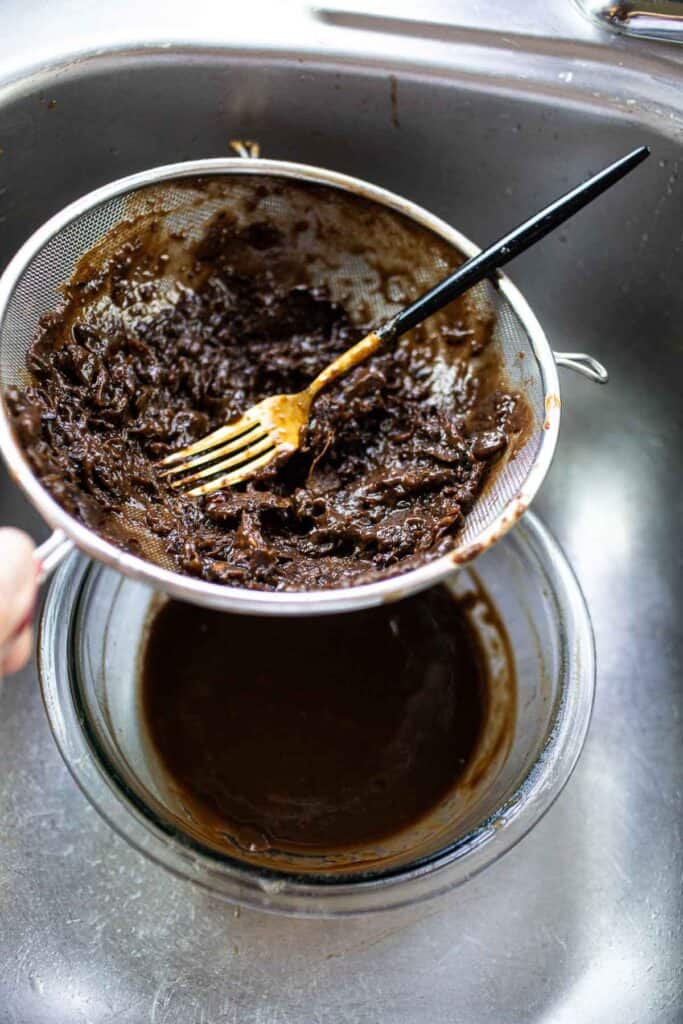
xmin=0 ymin=160 xmax=554 ymax=612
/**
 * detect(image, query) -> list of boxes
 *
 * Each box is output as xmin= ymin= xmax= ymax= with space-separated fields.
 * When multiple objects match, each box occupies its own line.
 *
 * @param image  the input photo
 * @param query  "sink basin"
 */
xmin=0 ymin=21 xmax=680 ymax=1024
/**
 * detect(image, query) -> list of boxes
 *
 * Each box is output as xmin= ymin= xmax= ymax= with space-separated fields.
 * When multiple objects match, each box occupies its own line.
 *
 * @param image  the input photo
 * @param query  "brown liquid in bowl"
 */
xmin=141 ymin=584 xmax=514 ymax=863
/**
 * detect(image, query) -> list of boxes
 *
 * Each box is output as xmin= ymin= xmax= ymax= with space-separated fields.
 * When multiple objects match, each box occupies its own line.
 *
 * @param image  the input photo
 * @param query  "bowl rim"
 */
xmin=37 ymin=512 xmax=595 ymax=917
xmin=0 ymin=156 xmax=560 ymax=617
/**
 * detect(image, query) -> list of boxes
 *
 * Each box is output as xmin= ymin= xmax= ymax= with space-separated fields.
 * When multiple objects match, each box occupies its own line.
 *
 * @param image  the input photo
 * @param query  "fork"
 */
xmin=160 ymin=146 xmax=648 ymax=497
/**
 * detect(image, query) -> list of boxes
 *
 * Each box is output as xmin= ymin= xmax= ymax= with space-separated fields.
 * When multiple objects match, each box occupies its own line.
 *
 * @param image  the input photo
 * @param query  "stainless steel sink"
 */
xmin=0 ymin=4 xmax=681 ymax=1022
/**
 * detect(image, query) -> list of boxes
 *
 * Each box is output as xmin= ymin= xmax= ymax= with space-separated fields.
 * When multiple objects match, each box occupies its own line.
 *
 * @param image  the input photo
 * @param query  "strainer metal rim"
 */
xmin=0 ymin=157 xmax=560 ymax=615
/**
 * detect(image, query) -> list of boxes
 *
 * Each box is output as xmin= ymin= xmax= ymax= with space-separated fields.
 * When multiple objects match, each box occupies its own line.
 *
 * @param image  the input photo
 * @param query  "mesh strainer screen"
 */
xmin=0 ymin=167 xmax=548 ymax=604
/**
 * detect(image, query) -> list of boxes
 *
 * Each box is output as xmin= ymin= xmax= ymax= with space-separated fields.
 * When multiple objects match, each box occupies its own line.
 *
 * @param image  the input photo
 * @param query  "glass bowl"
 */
xmin=37 ymin=513 xmax=595 ymax=916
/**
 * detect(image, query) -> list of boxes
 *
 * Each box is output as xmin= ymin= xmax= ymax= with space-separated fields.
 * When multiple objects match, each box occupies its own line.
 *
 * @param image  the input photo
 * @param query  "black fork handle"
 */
xmin=383 ymin=145 xmax=650 ymax=340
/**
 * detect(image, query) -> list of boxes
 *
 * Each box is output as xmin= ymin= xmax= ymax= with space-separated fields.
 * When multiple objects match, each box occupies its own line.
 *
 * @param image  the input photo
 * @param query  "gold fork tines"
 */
xmin=159 ymin=392 xmax=310 ymax=496
xmin=160 ymin=417 xmax=261 ymax=469
xmin=162 ymin=433 xmax=274 ymax=487
xmin=159 ymin=331 xmax=384 ymax=496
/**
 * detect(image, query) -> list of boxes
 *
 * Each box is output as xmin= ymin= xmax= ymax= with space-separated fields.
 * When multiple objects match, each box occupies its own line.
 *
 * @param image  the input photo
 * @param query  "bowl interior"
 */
xmin=38 ymin=513 xmax=593 ymax=913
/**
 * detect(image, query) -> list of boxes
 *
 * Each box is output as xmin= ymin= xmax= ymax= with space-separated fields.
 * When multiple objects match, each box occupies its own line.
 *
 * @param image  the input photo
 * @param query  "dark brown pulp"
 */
xmin=7 ymin=176 xmax=527 ymax=591
xmin=141 ymin=586 xmax=495 ymax=858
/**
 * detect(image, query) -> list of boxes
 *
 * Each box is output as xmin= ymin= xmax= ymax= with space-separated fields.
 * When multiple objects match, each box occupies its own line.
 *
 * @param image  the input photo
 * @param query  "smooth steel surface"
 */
xmin=0 ymin=2 xmax=681 ymax=1022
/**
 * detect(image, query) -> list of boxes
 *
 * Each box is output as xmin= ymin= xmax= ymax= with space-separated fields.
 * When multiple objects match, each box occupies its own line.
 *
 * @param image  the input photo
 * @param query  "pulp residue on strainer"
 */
xmin=7 ymin=176 xmax=531 ymax=591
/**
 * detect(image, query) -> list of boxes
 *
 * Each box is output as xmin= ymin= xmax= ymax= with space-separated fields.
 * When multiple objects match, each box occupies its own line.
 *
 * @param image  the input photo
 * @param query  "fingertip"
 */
xmin=1 ymin=625 xmax=33 ymax=676
xmin=0 ymin=529 xmax=38 ymax=644
xmin=0 ymin=527 xmax=36 ymax=563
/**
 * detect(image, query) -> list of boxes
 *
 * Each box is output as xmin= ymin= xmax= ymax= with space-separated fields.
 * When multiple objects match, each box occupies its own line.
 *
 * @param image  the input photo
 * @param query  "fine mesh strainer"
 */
xmin=0 ymin=155 xmax=608 ymax=616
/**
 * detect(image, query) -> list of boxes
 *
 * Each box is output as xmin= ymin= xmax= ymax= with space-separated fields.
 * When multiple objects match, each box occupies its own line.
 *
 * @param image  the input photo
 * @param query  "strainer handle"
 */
xmin=554 ymin=352 xmax=609 ymax=384
xmin=34 ymin=530 xmax=73 ymax=582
